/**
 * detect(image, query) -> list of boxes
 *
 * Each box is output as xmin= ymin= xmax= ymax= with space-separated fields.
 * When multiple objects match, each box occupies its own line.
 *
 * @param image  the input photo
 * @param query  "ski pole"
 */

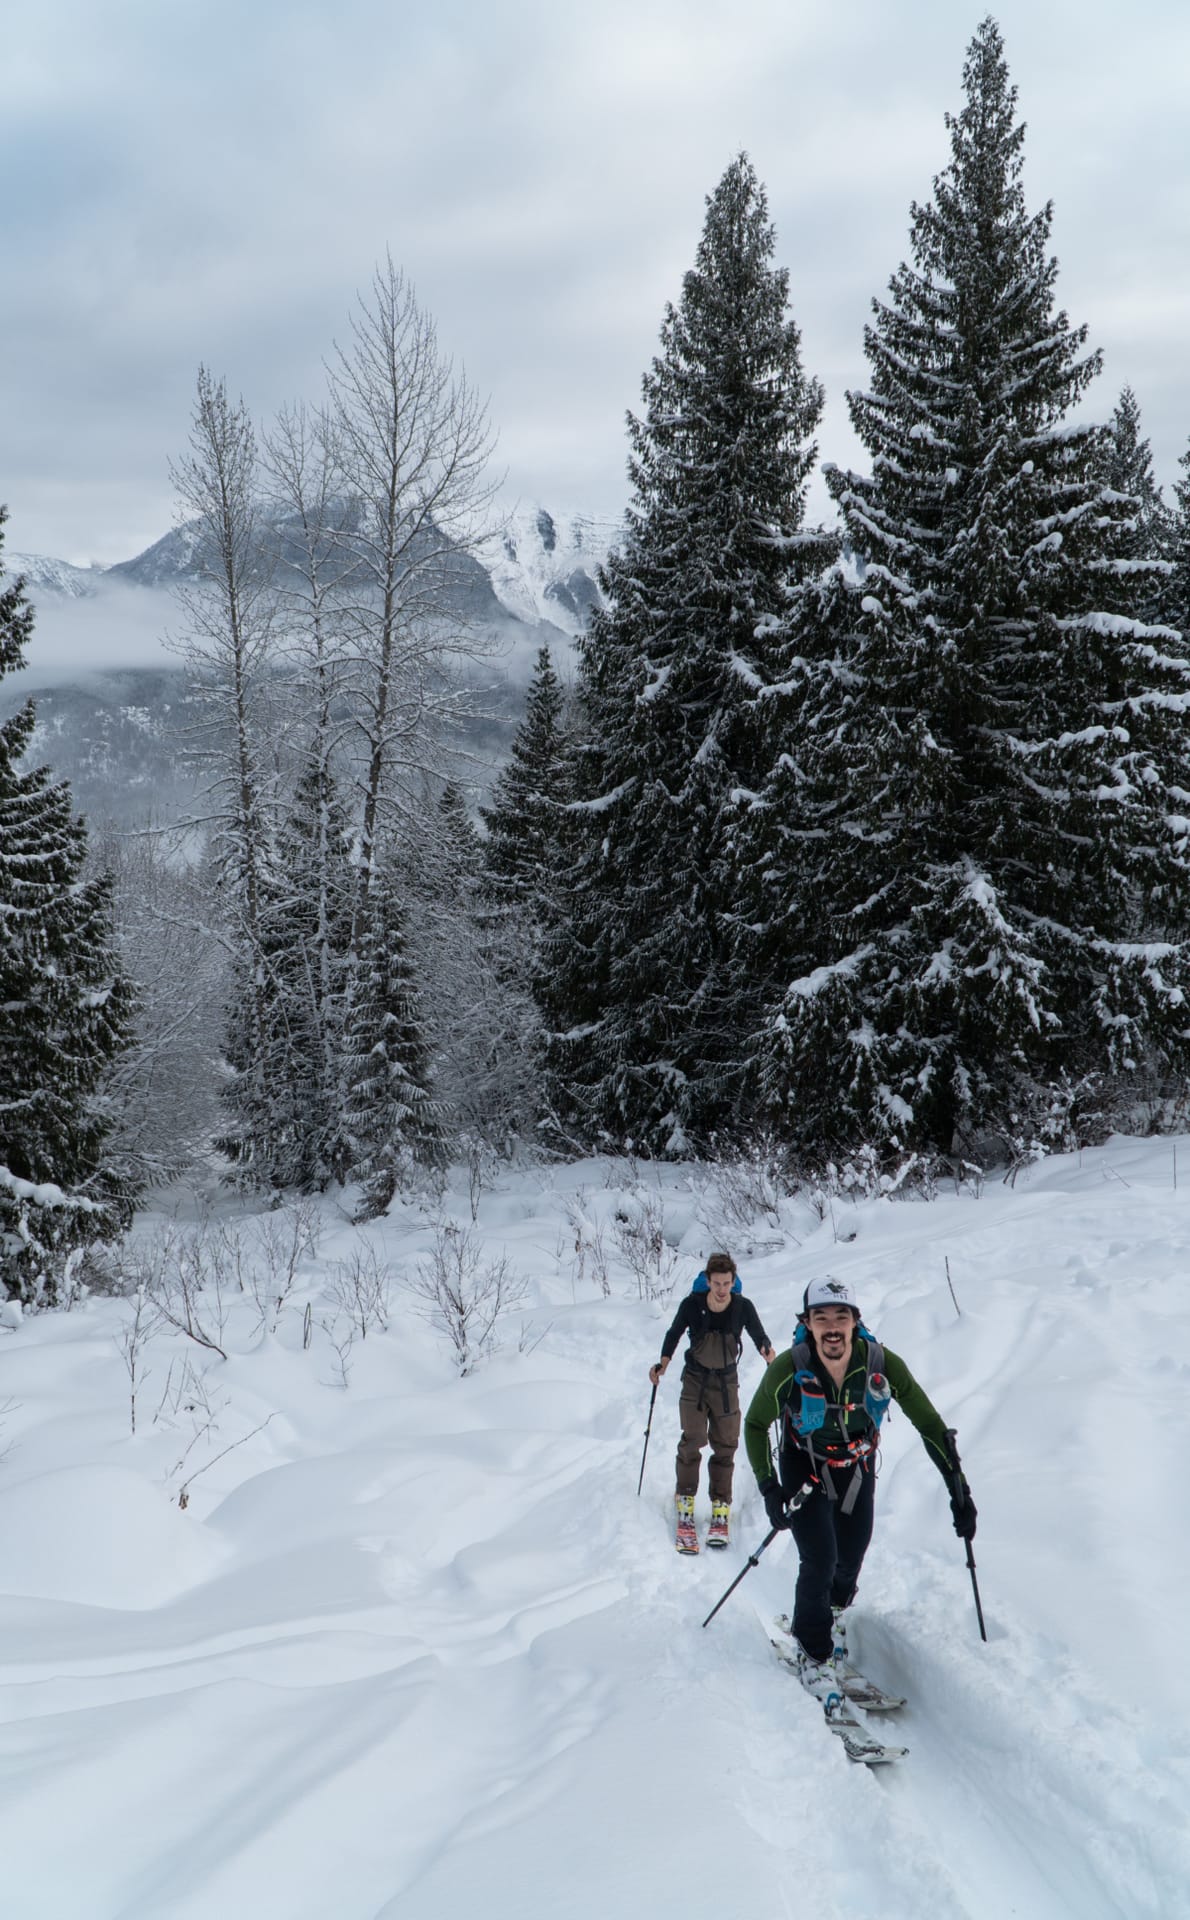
xmin=637 ymin=1380 xmax=658 ymax=1496
xmin=701 ymin=1483 xmax=813 ymax=1630
xmin=945 ymin=1428 xmax=987 ymax=1643
xmin=700 ymin=1529 xmax=779 ymax=1629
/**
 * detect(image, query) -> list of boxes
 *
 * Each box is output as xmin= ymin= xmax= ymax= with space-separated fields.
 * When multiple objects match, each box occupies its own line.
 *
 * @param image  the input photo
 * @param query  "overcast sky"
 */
xmin=5 ymin=0 xmax=1190 ymax=567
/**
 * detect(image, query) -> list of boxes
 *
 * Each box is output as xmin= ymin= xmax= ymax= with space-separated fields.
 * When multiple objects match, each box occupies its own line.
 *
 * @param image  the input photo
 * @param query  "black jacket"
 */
xmin=660 ymin=1292 xmax=771 ymax=1365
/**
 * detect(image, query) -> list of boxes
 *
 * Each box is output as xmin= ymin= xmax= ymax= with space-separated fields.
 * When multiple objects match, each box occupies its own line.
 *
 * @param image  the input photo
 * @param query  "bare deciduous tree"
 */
xmin=117 ymin=1277 xmax=159 ymax=1435
xmin=259 ymin=403 xmax=358 ymax=1181
xmin=118 ymin=1219 xmax=229 ymax=1361
xmin=325 ymin=1240 xmax=391 ymax=1339
xmin=564 ymin=1190 xmax=611 ymax=1299
xmin=406 ymin=1223 xmax=526 ymax=1374
xmin=325 ymin=256 xmax=499 ymax=935
xmin=613 ymin=1188 xmax=682 ymax=1302
xmin=262 ymin=401 xmax=353 ymax=740
xmin=169 ymin=368 xmax=279 ymax=1176
xmin=244 ymin=1199 xmax=322 ymax=1336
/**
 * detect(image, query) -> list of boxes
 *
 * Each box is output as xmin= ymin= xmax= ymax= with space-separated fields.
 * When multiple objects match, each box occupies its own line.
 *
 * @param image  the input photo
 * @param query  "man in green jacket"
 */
xmin=744 ymin=1275 xmax=976 ymax=1698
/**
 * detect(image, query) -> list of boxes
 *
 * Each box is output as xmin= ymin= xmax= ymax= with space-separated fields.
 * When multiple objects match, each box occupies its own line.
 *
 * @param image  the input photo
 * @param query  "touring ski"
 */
xmin=706 ymin=1501 xmax=731 ymax=1550
xmin=829 ymin=1708 xmax=908 ymax=1767
xmin=773 ymin=1613 xmax=907 ymax=1711
xmin=767 ymin=1623 xmax=908 ymax=1766
xmin=675 ymin=1494 xmax=699 ymax=1554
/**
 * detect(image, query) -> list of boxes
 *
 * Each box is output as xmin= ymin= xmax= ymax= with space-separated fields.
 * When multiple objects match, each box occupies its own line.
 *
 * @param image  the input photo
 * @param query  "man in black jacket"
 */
xmin=650 ymin=1252 xmax=774 ymax=1553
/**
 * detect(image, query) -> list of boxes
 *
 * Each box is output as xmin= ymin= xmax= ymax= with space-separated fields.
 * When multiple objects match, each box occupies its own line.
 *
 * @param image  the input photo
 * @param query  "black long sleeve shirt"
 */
xmin=660 ymin=1292 xmax=771 ymax=1364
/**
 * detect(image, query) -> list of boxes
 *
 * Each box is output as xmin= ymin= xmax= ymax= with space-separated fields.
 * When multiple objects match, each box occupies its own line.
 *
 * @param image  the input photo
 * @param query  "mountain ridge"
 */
xmin=0 ymin=503 xmax=620 ymax=827
xmin=7 ymin=497 xmax=620 ymax=641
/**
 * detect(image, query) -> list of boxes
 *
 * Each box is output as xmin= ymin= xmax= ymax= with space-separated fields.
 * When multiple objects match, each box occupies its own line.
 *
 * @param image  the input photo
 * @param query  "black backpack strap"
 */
xmin=838 ymin=1462 xmax=864 ymax=1512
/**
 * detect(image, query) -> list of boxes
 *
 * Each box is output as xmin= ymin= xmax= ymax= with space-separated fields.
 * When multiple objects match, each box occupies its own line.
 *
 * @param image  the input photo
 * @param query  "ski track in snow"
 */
xmin=0 ymin=1141 xmax=1186 ymax=1917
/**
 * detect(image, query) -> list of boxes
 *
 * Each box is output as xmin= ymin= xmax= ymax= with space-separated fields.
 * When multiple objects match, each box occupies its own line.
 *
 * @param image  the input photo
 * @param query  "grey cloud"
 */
xmin=4 ymin=0 xmax=1190 ymax=565
xmin=5 ymin=582 xmax=179 ymax=688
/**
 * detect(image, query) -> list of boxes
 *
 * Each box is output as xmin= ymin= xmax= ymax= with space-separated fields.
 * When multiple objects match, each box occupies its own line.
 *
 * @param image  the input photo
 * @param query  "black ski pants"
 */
xmin=788 ymin=1463 xmax=876 ymax=1663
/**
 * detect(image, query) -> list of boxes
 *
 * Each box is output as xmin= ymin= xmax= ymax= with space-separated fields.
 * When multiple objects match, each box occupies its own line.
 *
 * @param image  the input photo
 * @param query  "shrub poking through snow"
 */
xmin=407 ymin=1223 xmax=527 ymax=1375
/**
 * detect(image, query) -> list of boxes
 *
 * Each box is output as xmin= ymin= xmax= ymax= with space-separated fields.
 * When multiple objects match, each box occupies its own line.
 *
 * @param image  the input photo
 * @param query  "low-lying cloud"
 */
xmin=8 ymin=580 xmax=179 ymax=690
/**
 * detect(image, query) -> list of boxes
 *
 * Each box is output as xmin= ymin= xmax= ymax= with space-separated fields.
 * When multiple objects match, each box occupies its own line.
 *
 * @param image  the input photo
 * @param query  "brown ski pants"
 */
xmin=675 ymin=1377 xmax=740 ymax=1502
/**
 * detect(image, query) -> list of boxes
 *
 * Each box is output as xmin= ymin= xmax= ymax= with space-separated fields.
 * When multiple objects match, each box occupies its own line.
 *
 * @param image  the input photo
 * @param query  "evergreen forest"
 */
xmin=6 ymin=17 xmax=1190 ymax=1301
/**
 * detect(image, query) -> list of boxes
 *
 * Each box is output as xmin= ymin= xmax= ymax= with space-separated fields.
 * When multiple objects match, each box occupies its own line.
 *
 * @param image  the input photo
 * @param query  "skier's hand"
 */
xmin=950 ymin=1483 xmax=977 ymax=1540
xmin=759 ymin=1478 xmax=791 ymax=1530
xmin=761 ymin=1345 xmax=776 ymax=1365
xmin=649 ymin=1357 xmax=670 ymax=1387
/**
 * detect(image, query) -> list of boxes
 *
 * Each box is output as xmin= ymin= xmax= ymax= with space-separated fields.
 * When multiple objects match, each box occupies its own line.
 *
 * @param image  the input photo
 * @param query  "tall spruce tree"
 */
xmin=749 ymin=19 xmax=1190 ymax=1165
xmin=480 ymin=643 xmax=574 ymax=1037
xmin=1160 ymin=435 xmax=1190 ymax=640
xmin=0 ymin=511 xmax=136 ymax=1300
xmin=340 ymin=866 xmax=443 ymax=1218
xmin=1099 ymin=386 xmax=1171 ymax=622
xmin=257 ymin=746 xmax=355 ymax=1189
xmin=540 ymin=154 xmax=829 ymax=1152
xmin=480 ymin=644 xmax=572 ymax=929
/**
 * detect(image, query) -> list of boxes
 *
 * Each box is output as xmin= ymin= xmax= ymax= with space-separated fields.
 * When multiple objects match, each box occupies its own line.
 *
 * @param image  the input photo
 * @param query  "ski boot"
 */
xmin=706 ymin=1500 xmax=731 ymax=1550
xmin=793 ymin=1649 xmax=845 ymax=1715
xmin=831 ymin=1605 xmax=849 ymax=1662
xmin=675 ymin=1492 xmax=699 ymax=1554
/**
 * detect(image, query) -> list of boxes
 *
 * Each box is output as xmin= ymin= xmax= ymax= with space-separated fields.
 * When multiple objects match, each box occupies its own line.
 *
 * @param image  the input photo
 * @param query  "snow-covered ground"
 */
xmin=0 ymin=1137 xmax=1187 ymax=1920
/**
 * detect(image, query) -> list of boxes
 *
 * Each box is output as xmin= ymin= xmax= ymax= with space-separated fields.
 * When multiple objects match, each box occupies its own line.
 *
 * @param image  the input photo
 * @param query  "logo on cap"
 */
xmin=803 ymin=1274 xmax=860 ymax=1314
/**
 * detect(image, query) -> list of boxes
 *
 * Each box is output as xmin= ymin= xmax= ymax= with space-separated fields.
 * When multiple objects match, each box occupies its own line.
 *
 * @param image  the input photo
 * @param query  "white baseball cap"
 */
xmin=803 ymin=1275 xmax=860 ymax=1314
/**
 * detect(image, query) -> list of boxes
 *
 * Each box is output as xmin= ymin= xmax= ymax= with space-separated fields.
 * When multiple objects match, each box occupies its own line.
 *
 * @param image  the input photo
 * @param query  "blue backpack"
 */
xmin=691 ymin=1270 xmax=743 ymax=1296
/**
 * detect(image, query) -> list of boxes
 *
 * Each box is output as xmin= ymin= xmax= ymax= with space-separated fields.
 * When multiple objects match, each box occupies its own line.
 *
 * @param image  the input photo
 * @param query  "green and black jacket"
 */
xmin=744 ymin=1337 xmax=952 ymax=1489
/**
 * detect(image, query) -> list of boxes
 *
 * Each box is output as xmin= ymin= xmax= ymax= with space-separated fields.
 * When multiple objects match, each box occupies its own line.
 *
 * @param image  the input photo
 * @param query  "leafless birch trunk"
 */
xmin=169 ymin=367 xmax=277 ymax=1167
xmin=261 ymin=403 xmax=357 ymax=1175
xmin=325 ymin=256 xmax=498 ymax=941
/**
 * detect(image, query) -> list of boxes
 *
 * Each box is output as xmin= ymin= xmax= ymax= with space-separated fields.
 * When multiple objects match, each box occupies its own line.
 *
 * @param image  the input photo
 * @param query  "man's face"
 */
xmin=807 ymin=1304 xmax=855 ymax=1363
xmin=707 ymin=1268 xmax=734 ymax=1306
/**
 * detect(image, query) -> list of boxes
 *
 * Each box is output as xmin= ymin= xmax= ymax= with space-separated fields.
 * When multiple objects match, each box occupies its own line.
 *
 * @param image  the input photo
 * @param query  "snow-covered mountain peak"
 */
xmin=480 ymin=502 xmax=621 ymax=635
xmin=10 ymin=506 xmax=621 ymax=642
xmin=5 ymin=552 xmax=105 ymax=598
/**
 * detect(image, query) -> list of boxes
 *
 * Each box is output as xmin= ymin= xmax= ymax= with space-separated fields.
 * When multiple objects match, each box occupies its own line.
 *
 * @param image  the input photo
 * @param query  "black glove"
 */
xmin=950 ymin=1482 xmax=977 ymax=1540
xmin=759 ymin=1479 xmax=791 ymax=1530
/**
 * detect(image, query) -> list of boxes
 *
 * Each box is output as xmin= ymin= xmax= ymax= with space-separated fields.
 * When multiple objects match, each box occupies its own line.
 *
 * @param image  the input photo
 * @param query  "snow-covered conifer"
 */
xmin=340 ymin=868 xmax=443 ymax=1218
xmin=752 ymin=20 xmax=1190 ymax=1164
xmin=1098 ymin=387 xmax=1171 ymax=622
xmin=0 ymin=510 xmax=135 ymax=1300
xmin=258 ymin=747 xmax=355 ymax=1189
xmin=402 ymin=781 xmax=541 ymax=1153
xmin=480 ymin=644 xmax=575 ymax=1062
xmin=1160 ymin=435 xmax=1190 ymax=641
xmin=480 ymin=645 xmax=572 ymax=926
xmin=435 ymin=782 xmax=483 ymax=897
xmin=542 ymin=154 xmax=829 ymax=1152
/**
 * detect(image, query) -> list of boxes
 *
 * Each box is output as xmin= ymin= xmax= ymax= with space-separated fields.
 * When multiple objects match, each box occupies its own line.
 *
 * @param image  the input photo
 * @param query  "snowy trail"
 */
xmin=0 ymin=1143 xmax=1186 ymax=1917
xmin=812 ymin=1557 xmax=1190 ymax=1920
